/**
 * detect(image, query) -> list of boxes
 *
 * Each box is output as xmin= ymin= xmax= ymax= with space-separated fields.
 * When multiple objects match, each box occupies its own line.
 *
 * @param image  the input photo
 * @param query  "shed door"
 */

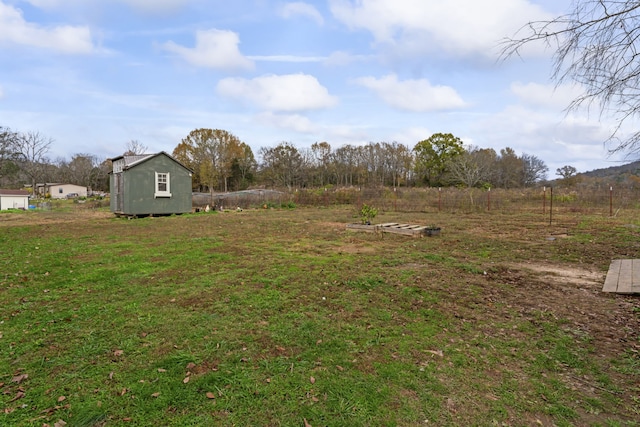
xmin=115 ymin=173 xmax=124 ymax=212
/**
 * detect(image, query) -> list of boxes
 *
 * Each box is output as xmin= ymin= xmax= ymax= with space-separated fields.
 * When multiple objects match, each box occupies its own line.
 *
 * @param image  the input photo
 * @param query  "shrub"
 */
xmin=359 ymin=203 xmax=378 ymax=224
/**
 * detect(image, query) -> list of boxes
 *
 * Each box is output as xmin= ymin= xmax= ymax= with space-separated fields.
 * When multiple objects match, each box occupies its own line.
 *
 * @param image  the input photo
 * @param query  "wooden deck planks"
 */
xmin=346 ymin=222 xmax=440 ymax=237
xmin=633 ymin=259 xmax=640 ymax=294
xmin=602 ymin=259 xmax=640 ymax=294
xmin=603 ymin=259 xmax=621 ymax=292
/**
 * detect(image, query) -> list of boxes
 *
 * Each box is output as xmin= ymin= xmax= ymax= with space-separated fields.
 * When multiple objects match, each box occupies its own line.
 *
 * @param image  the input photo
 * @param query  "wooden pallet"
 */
xmin=346 ymin=222 xmax=440 ymax=237
xmin=603 ymin=259 xmax=640 ymax=294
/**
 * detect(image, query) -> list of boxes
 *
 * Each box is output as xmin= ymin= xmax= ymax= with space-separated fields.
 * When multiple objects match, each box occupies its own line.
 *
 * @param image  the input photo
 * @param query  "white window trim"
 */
xmin=154 ymin=171 xmax=172 ymax=198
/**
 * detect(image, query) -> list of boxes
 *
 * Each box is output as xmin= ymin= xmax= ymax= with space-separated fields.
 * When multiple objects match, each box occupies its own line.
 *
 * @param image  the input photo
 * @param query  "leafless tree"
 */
xmin=57 ymin=153 xmax=101 ymax=189
xmin=1 ymin=126 xmax=21 ymax=187
xmin=124 ymin=139 xmax=148 ymax=155
xmin=259 ymin=142 xmax=305 ymax=189
xmin=447 ymin=146 xmax=497 ymax=188
xmin=522 ymin=153 xmax=549 ymax=186
xmin=501 ymin=1 xmax=640 ymax=156
xmin=16 ymin=131 xmax=52 ymax=192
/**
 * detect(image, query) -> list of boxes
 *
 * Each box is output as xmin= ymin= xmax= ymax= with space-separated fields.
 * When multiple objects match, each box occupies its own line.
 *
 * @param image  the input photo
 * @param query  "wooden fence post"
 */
xmin=549 ymin=187 xmax=553 ymax=225
xmin=610 ymin=185 xmax=613 ymax=217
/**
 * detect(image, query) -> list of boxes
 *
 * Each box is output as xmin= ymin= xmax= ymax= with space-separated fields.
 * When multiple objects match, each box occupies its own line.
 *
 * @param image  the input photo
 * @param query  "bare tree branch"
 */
xmin=500 ymin=1 xmax=640 ymax=157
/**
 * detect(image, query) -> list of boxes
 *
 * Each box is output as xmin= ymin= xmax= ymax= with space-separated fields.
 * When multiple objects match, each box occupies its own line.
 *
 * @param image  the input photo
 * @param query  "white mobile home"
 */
xmin=36 ymin=183 xmax=88 ymax=199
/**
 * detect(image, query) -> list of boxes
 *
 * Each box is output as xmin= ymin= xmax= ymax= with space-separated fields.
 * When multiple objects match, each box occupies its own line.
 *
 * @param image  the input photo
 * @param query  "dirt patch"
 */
xmin=507 ymin=262 xmax=605 ymax=287
xmin=487 ymin=261 xmax=640 ymax=364
xmin=336 ymin=244 xmax=376 ymax=254
xmin=0 ymin=209 xmax=112 ymax=227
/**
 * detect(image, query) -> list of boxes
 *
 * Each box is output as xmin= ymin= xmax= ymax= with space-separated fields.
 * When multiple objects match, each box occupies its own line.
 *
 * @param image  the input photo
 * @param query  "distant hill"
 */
xmin=581 ymin=161 xmax=640 ymax=179
xmin=562 ymin=160 xmax=640 ymax=187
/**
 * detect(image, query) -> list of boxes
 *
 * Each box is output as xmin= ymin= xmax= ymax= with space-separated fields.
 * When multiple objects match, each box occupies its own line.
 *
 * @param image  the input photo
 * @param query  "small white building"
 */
xmin=36 ymin=183 xmax=88 ymax=199
xmin=0 ymin=189 xmax=29 ymax=210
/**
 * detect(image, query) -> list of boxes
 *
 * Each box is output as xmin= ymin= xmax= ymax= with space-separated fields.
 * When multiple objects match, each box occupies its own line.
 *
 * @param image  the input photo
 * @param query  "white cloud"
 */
xmin=472 ymin=103 xmax=620 ymax=172
xmin=281 ymin=2 xmax=324 ymax=25
xmin=511 ymin=82 xmax=585 ymax=109
xmin=0 ymin=1 xmax=94 ymax=53
xmin=217 ymin=74 xmax=338 ymax=112
xmin=323 ymin=50 xmax=372 ymax=67
xmin=329 ymin=0 xmax=552 ymax=59
xmin=162 ymin=29 xmax=254 ymax=71
xmin=354 ymin=74 xmax=466 ymax=112
xmin=391 ymin=127 xmax=433 ymax=147
xmin=257 ymin=112 xmax=318 ymax=133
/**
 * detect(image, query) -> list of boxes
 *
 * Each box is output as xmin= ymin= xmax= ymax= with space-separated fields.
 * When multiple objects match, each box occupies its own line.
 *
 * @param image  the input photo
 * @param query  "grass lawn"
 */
xmin=1 ymin=206 xmax=639 ymax=426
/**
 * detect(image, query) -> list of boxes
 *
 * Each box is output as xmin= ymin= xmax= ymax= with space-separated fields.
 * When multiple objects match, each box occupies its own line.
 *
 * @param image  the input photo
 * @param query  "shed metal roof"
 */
xmin=110 ymin=151 xmax=193 ymax=173
xmin=0 ymin=189 xmax=29 ymax=196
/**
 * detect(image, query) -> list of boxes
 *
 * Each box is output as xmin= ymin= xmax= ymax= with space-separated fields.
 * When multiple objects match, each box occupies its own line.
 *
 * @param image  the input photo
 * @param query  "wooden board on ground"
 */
xmin=346 ymin=222 xmax=441 ymax=237
xmin=603 ymin=259 xmax=640 ymax=294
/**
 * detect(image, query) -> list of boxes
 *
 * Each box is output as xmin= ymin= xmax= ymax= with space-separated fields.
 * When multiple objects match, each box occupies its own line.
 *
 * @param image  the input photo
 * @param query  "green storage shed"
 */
xmin=109 ymin=152 xmax=193 ymax=217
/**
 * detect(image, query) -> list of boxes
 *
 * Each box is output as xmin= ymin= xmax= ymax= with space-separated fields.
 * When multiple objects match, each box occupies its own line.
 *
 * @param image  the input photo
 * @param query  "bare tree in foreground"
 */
xmin=501 ymin=1 xmax=640 ymax=156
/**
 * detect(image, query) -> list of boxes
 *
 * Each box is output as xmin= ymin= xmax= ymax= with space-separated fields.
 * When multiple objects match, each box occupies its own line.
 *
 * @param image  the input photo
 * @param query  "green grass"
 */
xmin=1 ymin=207 xmax=639 ymax=426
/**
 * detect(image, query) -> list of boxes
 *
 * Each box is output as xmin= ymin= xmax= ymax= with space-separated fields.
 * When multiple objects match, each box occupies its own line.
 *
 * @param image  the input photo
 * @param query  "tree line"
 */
xmin=173 ymin=129 xmax=550 ymax=192
xmin=1 ymin=125 xmax=556 ymax=193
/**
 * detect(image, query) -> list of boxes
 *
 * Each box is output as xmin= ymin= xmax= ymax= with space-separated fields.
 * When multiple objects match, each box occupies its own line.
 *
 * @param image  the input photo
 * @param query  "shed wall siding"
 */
xmin=0 ymin=195 xmax=29 ymax=210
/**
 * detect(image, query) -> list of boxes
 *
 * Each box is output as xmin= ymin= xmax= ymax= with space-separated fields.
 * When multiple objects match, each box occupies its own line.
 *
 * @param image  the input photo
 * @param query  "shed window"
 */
xmin=155 ymin=172 xmax=171 ymax=198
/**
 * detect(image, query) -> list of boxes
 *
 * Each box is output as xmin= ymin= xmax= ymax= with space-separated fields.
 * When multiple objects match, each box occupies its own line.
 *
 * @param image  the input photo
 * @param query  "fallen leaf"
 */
xmin=151 ymin=392 xmax=160 ymax=398
xmin=206 ymin=392 xmax=216 ymax=399
xmin=426 ymin=349 xmax=444 ymax=357
xmin=265 ymin=378 xmax=271 ymax=383
xmin=186 ymin=362 xmax=196 ymax=370
xmin=311 ymin=396 xmax=319 ymax=402
xmin=120 ymin=388 xmax=127 ymax=396
xmin=122 ymin=418 xmax=132 ymax=422
xmin=316 ymin=339 xmax=322 ymax=345
xmin=310 ymin=376 xmax=316 ymax=384
xmin=108 ymin=372 xmax=114 ymax=380
xmin=157 ymin=368 xmax=167 ymax=373
xmin=114 ymin=350 xmax=124 ymax=357
xmin=57 ymin=396 xmax=66 ymax=402
xmin=54 ymin=420 xmax=67 ymax=427
xmin=303 ymin=418 xmax=312 ymax=427
xmin=11 ymin=373 xmax=28 ymax=384
xmin=336 ymin=365 xmax=344 ymax=372
xmin=183 ymin=377 xmax=190 ymax=384
xmin=8 ymin=391 xmax=25 ymax=402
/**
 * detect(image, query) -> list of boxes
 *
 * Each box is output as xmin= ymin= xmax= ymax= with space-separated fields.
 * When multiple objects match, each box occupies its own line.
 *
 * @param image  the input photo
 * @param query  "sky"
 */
xmin=0 ymin=0 xmax=635 ymax=175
